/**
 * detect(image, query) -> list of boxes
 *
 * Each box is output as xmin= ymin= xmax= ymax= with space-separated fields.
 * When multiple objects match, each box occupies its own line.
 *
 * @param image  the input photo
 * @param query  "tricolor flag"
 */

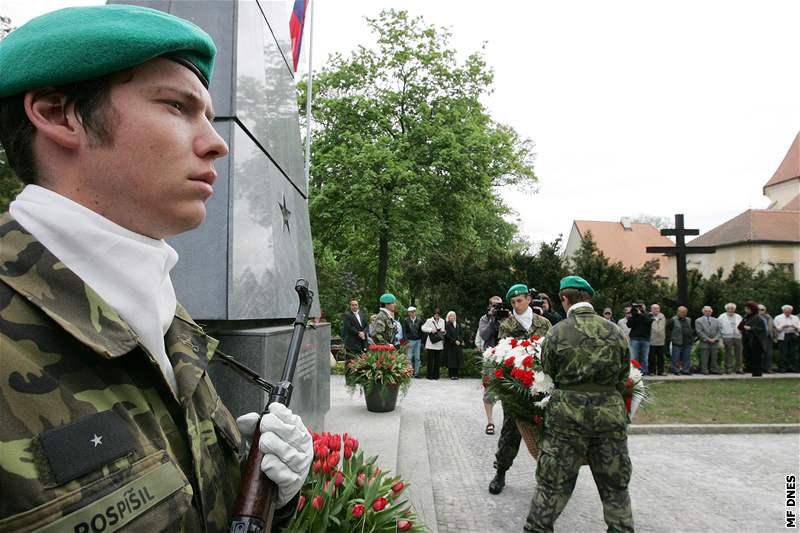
xmin=290 ymin=0 xmax=309 ymax=72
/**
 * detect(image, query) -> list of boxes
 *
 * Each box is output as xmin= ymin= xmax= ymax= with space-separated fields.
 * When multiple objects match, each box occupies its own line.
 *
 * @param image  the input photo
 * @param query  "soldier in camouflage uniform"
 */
xmin=524 ymin=276 xmax=634 ymax=533
xmin=489 ymin=283 xmax=552 ymax=495
xmin=372 ymin=293 xmax=399 ymax=345
xmin=0 ymin=6 xmax=311 ymax=531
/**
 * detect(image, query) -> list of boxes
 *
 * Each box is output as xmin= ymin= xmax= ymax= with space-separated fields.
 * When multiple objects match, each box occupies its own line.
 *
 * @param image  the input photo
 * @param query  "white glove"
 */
xmin=257 ymin=403 xmax=313 ymax=506
xmin=236 ymin=411 xmax=261 ymax=445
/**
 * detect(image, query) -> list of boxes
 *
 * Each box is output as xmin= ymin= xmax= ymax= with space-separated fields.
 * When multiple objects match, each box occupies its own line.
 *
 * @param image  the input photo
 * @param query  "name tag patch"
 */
xmin=35 ymin=459 xmax=189 ymax=533
xmin=39 ymin=410 xmax=135 ymax=485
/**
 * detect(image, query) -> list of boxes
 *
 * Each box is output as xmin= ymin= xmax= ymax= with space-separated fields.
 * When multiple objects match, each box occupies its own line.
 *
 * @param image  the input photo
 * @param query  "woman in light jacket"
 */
xmin=444 ymin=311 xmax=465 ymax=380
xmin=422 ymin=307 xmax=446 ymax=380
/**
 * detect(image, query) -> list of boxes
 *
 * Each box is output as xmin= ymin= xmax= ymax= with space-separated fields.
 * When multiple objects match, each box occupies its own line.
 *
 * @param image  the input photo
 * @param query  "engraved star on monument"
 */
xmin=90 ymin=434 xmax=103 ymax=447
xmin=279 ymin=195 xmax=292 ymax=233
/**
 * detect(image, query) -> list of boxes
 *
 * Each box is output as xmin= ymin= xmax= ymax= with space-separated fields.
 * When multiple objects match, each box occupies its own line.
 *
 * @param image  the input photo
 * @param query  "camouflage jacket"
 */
xmin=371 ymin=308 xmax=397 ymax=345
xmin=0 ymin=214 xmax=249 ymax=532
xmin=498 ymin=312 xmax=552 ymax=341
xmin=541 ymin=305 xmax=630 ymax=390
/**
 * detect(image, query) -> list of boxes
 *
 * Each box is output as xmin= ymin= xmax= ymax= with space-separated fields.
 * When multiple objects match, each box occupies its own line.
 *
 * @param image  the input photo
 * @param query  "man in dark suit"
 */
xmin=342 ymin=298 xmax=369 ymax=384
xmin=402 ymin=306 xmax=425 ymax=377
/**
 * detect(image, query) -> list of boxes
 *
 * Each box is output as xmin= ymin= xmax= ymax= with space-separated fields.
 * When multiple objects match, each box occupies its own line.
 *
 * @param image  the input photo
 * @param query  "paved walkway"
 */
xmin=326 ymin=375 xmax=800 ymax=533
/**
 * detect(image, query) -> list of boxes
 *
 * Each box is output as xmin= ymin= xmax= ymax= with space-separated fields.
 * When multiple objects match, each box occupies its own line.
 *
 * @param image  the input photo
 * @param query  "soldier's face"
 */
xmin=510 ymin=294 xmax=530 ymax=315
xmin=81 ymin=58 xmax=228 ymax=238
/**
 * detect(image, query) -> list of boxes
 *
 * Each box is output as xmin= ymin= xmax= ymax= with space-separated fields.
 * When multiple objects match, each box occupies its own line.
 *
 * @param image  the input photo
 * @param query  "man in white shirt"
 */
xmin=774 ymin=305 xmax=800 ymax=373
xmin=718 ymin=303 xmax=744 ymax=374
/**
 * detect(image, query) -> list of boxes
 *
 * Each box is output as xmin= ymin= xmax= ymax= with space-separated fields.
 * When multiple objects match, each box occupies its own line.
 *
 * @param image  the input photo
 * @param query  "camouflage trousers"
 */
xmin=494 ymin=411 xmax=521 ymax=472
xmin=524 ymin=390 xmax=634 ymax=533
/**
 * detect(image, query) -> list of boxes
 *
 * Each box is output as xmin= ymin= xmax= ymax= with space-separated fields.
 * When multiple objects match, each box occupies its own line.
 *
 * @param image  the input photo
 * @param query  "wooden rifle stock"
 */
xmin=229 ymin=279 xmax=313 ymax=533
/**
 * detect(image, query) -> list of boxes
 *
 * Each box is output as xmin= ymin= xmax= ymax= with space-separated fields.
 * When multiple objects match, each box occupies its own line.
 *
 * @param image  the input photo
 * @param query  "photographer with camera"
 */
xmin=478 ymin=296 xmax=506 ymax=435
xmin=626 ymin=303 xmax=654 ymax=374
xmin=489 ymin=283 xmax=552 ymax=496
xmin=479 ymin=296 xmax=507 ymax=349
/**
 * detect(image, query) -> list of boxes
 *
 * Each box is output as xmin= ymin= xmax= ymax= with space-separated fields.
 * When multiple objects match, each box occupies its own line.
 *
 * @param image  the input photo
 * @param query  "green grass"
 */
xmin=634 ymin=378 xmax=800 ymax=424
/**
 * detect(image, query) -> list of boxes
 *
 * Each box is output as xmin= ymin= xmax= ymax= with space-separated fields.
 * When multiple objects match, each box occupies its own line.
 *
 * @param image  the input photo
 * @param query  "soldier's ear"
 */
xmin=24 ymin=89 xmax=82 ymax=150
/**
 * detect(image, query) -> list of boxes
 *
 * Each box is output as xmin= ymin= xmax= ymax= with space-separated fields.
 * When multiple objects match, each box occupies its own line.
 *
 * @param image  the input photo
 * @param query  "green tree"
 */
xmin=568 ymin=232 xmax=672 ymax=316
xmin=300 ymin=10 xmax=536 ymax=303
xmin=0 ymin=17 xmax=21 ymax=212
xmin=0 ymin=147 xmax=23 ymax=213
xmin=687 ymin=263 xmax=800 ymax=317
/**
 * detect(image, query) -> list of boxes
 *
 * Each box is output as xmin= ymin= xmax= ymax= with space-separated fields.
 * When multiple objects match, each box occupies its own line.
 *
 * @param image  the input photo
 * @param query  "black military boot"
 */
xmin=488 ymin=470 xmax=506 ymax=495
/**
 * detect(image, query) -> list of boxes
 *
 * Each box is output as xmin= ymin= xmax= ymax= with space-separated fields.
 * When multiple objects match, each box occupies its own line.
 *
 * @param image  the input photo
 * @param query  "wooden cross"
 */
xmin=646 ymin=214 xmax=715 ymax=306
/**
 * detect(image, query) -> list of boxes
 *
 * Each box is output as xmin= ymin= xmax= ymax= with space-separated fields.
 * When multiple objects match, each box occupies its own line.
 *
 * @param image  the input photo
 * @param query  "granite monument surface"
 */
xmin=111 ymin=0 xmax=329 ymax=430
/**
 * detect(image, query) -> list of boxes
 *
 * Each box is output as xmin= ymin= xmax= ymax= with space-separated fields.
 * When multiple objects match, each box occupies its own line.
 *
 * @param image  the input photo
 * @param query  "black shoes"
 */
xmin=489 ymin=471 xmax=506 ymax=494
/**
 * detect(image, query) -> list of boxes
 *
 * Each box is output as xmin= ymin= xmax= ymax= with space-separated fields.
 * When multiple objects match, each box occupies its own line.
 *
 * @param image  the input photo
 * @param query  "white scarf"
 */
xmin=10 ymin=185 xmax=179 ymax=392
xmin=513 ymin=307 xmax=533 ymax=331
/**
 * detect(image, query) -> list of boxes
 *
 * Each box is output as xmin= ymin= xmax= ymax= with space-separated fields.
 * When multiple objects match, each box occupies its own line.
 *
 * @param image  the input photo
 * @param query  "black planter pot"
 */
xmin=364 ymin=382 xmax=399 ymax=413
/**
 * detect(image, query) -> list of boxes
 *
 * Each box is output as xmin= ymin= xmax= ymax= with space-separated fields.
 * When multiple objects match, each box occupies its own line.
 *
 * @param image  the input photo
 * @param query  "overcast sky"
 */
xmin=5 ymin=0 xmax=799 ymax=247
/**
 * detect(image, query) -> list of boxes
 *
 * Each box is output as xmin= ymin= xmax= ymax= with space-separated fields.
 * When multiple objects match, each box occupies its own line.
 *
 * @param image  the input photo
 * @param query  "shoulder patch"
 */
xmin=39 ymin=410 xmax=135 ymax=485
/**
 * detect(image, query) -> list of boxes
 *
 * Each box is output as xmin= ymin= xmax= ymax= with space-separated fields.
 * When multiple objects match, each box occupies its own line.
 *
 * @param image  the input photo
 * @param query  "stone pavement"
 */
xmin=326 ymin=375 xmax=800 ymax=533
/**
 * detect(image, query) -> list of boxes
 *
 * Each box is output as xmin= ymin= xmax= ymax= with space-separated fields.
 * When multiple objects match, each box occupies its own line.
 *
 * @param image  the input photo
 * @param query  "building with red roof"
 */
xmin=687 ymin=131 xmax=800 ymax=280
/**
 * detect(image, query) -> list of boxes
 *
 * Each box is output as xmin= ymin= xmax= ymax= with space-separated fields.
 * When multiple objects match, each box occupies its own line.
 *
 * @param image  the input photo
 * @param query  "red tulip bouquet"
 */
xmin=347 ymin=344 xmax=414 ymax=397
xmin=283 ymin=431 xmax=428 ymax=532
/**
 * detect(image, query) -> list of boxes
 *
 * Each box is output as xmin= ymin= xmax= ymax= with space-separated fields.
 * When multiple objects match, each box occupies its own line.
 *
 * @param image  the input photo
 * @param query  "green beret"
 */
xmin=379 ymin=293 xmax=397 ymax=304
xmin=559 ymin=275 xmax=596 ymax=296
xmin=0 ymin=5 xmax=216 ymax=98
xmin=506 ymin=283 xmax=529 ymax=303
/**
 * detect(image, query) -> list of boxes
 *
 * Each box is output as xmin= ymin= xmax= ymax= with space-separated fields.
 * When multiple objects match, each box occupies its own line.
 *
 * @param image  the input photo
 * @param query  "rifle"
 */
xmin=226 ymin=279 xmax=314 ymax=533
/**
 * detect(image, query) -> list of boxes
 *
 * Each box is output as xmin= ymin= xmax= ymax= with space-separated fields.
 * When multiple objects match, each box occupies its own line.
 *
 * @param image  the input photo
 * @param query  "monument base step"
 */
xmin=397 ymin=403 xmax=439 ymax=533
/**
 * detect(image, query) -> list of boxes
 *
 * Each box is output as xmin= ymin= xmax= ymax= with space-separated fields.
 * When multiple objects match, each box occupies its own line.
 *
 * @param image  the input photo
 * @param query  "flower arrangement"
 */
xmin=482 ymin=335 xmax=553 ymax=428
xmin=483 ymin=335 xmax=650 ymax=425
xmin=284 ymin=431 xmax=428 ymax=532
xmin=625 ymin=359 xmax=648 ymax=417
xmin=347 ymin=344 xmax=414 ymax=397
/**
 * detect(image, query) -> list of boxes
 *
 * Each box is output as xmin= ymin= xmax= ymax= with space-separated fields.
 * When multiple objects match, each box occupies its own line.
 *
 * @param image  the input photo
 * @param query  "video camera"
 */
xmin=490 ymin=301 xmax=512 ymax=319
xmin=528 ymin=287 xmax=544 ymax=315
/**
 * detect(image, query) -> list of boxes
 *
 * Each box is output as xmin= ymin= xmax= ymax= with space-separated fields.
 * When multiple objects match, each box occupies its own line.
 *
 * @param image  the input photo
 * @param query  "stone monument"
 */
xmin=111 ymin=0 xmax=329 ymax=430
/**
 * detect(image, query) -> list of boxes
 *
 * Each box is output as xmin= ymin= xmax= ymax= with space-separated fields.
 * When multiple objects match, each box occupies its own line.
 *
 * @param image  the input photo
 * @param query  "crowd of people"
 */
xmin=339 ymin=288 xmax=572 ymax=384
xmin=603 ymin=301 xmax=799 ymax=377
xmin=341 ymin=293 xmax=800 ymax=385
xmin=340 ymin=295 xmax=468 ymax=382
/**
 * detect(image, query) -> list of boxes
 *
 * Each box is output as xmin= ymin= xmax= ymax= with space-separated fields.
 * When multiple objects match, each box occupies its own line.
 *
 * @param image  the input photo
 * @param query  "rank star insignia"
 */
xmin=90 ymin=434 xmax=103 ymax=447
xmin=278 ymin=195 xmax=291 ymax=233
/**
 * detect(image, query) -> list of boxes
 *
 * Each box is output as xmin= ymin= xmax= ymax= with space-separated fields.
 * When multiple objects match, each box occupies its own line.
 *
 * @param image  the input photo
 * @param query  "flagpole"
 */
xmin=303 ymin=0 xmax=314 ymax=190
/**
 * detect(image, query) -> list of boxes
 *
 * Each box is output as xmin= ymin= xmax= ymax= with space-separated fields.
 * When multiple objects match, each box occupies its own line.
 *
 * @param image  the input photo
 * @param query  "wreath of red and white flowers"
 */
xmin=483 ymin=334 xmax=649 ymax=424
xmin=482 ymin=335 xmax=553 ymax=425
